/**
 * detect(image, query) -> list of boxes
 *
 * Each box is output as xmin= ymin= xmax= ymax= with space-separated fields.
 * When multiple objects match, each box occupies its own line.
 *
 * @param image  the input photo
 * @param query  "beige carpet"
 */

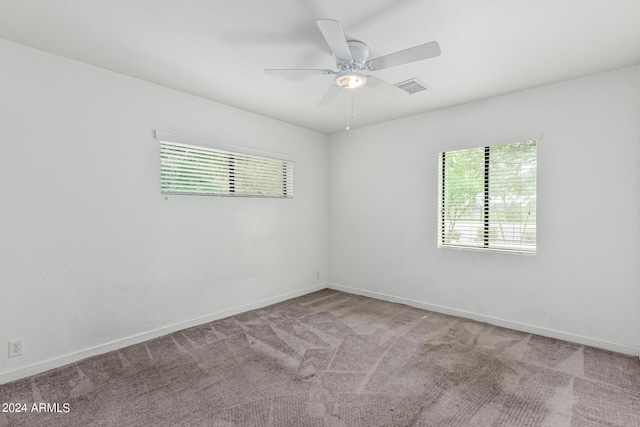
xmin=1 ymin=289 xmax=639 ymax=426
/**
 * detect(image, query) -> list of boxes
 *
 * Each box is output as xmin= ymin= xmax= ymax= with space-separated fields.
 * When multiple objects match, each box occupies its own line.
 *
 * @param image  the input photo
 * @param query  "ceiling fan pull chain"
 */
xmin=346 ymin=89 xmax=353 ymax=131
xmin=351 ymin=90 xmax=355 ymax=120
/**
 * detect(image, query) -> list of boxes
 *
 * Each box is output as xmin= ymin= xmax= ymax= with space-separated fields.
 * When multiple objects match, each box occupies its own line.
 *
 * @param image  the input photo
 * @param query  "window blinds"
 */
xmin=159 ymin=139 xmax=293 ymax=198
xmin=438 ymin=140 xmax=537 ymax=253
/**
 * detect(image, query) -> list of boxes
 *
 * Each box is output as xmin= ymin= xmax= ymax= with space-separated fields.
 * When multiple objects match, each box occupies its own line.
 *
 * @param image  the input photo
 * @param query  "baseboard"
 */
xmin=0 ymin=283 xmax=325 ymax=385
xmin=328 ymin=282 xmax=639 ymax=357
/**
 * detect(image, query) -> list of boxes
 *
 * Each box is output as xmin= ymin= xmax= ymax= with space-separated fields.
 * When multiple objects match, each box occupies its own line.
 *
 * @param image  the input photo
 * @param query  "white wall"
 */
xmin=0 ymin=39 xmax=328 ymax=383
xmin=329 ymin=66 xmax=640 ymax=354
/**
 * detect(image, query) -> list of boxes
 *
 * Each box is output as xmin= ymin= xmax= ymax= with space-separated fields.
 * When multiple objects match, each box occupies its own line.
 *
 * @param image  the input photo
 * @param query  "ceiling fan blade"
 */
xmin=318 ymin=83 xmax=342 ymax=106
xmin=367 ymin=41 xmax=441 ymax=70
xmin=316 ymin=19 xmax=353 ymax=61
xmin=264 ymin=68 xmax=335 ymax=75
xmin=365 ymin=76 xmax=409 ymax=98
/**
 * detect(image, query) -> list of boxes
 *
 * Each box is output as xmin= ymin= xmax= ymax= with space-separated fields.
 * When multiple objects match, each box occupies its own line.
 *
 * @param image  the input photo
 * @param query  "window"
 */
xmin=155 ymin=130 xmax=293 ymax=198
xmin=438 ymin=137 xmax=537 ymax=254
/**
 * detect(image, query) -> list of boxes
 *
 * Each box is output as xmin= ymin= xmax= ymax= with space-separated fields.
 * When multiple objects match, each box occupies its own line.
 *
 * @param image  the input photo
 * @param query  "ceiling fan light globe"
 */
xmin=335 ymin=72 xmax=366 ymax=89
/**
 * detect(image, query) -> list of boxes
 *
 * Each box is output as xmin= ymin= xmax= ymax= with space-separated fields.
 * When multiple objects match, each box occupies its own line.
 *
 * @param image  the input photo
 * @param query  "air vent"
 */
xmin=394 ymin=78 xmax=429 ymax=94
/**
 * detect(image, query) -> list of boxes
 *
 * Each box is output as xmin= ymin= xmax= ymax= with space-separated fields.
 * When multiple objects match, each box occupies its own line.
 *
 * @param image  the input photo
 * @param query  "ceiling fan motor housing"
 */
xmin=337 ymin=40 xmax=370 ymax=70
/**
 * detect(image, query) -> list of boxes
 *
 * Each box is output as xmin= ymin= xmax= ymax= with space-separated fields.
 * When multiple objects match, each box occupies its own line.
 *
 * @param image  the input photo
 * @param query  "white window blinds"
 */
xmin=156 ymin=131 xmax=293 ymax=198
xmin=438 ymin=139 xmax=537 ymax=253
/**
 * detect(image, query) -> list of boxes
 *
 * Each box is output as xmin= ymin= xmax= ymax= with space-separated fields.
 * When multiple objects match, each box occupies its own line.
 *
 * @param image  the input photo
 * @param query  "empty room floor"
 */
xmin=1 ymin=289 xmax=639 ymax=426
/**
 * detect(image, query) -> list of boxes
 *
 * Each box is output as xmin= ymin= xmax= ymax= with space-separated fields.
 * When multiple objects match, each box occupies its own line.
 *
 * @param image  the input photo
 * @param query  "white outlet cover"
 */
xmin=8 ymin=339 xmax=23 ymax=357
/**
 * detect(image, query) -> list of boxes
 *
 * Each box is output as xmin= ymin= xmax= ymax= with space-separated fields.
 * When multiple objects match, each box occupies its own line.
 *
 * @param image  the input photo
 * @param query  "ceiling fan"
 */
xmin=265 ymin=19 xmax=441 ymax=105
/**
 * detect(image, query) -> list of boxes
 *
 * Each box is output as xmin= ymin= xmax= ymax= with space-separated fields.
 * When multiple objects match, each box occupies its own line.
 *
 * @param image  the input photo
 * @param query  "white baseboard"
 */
xmin=328 ymin=282 xmax=639 ymax=357
xmin=0 ymin=284 xmax=325 ymax=385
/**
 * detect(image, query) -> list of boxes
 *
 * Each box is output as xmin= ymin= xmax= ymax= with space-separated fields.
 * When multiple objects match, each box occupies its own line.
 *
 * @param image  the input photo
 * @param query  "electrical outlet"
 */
xmin=8 ymin=339 xmax=23 ymax=357
xmin=316 ymin=271 xmax=320 ymax=280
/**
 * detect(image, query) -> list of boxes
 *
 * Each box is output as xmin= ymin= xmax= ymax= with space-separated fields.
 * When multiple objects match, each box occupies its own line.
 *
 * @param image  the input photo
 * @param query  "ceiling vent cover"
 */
xmin=394 ymin=78 xmax=429 ymax=94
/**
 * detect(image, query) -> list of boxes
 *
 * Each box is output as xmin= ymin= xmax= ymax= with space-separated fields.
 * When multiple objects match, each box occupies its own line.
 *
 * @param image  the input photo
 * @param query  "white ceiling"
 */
xmin=1 ymin=0 xmax=639 ymax=134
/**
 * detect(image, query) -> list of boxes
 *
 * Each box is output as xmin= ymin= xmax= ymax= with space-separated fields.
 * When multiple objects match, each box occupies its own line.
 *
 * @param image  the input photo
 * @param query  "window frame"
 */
xmin=437 ymin=132 xmax=541 ymax=255
xmin=155 ymin=130 xmax=294 ymax=199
